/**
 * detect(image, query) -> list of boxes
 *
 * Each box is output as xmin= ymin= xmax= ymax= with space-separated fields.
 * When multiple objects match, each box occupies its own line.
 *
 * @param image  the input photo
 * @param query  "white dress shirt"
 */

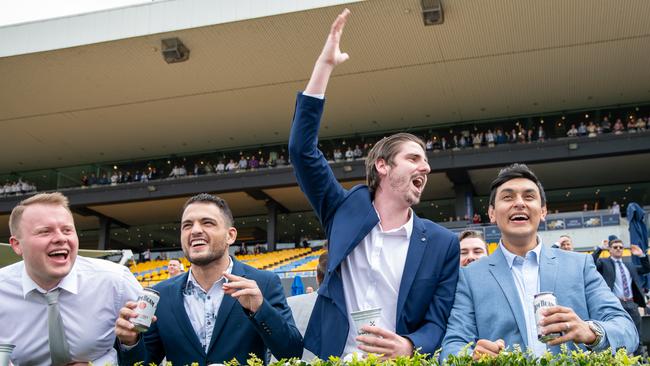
xmin=0 ymin=256 xmax=142 ymax=366
xmin=500 ymin=241 xmax=547 ymax=356
xmin=612 ymin=258 xmax=633 ymax=300
xmin=183 ymin=257 xmax=233 ymax=352
xmin=341 ymin=207 xmax=413 ymax=357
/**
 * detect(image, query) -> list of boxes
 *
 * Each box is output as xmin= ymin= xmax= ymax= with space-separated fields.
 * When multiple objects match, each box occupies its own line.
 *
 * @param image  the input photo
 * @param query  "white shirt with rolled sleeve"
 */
xmin=0 ymin=256 xmax=142 ymax=366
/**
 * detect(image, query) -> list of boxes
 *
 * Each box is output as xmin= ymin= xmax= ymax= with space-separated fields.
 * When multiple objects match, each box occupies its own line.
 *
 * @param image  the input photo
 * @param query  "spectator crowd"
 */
xmin=0 ymin=179 xmax=37 ymax=197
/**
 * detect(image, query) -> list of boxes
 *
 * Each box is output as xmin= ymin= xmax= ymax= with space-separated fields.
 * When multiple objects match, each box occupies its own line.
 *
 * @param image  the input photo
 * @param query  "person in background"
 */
xmin=167 ymin=258 xmax=184 ymax=278
xmin=592 ymin=236 xmax=650 ymax=353
xmin=558 ymin=235 xmax=574 ymax=251
xmin=458 ymin=230 xmax=488 ymax=267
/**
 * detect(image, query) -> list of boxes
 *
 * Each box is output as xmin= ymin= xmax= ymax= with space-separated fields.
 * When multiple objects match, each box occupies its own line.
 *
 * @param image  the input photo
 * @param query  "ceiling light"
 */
xmin=161 ymin=38 xmax=190 ymax=64
xmin=421 ymin=0 xmax=444 ymax=25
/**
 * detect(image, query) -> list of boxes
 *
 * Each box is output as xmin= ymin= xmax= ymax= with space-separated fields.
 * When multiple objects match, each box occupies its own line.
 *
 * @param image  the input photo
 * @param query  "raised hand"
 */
xmin=222 ymin=273 xmax=263 ymax=313
xmin=305 ymin=9 xmax=351 ymax=95
xmin=631 ymin=244 xmax=645 ymax=257
xmin=317 ymin=8 xmax=351 ymax=67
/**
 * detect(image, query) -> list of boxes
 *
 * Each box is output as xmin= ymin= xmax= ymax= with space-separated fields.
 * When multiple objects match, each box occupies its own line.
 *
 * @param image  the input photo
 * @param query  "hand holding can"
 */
xmin=534 ymin=292 xmax=561 ymax=343
xmin=130 ymin=288 xmax=160 ymax=332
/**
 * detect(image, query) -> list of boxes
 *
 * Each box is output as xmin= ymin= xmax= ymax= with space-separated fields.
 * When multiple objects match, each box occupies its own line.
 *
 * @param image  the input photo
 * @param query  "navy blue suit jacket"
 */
xmin=119 ymin=258 xmax=303 ymax=366
xmin=592 ymin=247 xmax=650 ymax=307
xmin=288 ymin=93 xmax=460 ymax=358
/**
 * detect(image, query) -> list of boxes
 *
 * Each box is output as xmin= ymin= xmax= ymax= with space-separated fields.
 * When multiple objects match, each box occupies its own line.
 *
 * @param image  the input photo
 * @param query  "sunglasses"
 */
xmin=611 ymin=246 xmax=624 ymax=250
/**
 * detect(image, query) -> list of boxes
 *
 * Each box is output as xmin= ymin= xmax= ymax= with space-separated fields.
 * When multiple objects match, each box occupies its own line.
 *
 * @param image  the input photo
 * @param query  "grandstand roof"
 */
xmin=1 ymin=0 xmax=650 ymax=173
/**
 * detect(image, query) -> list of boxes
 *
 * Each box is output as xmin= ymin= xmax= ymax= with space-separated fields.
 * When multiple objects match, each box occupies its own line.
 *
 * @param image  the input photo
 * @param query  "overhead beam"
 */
xmin=244 ymin=189 xmax=289 ymax=214
xmin=71 ymin=206 xmax=130 ymax=229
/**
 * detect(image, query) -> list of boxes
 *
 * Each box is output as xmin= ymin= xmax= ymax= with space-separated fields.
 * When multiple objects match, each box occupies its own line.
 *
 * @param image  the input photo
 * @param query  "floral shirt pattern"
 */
xmin=182 ymin=258 xmax=233 ymax=352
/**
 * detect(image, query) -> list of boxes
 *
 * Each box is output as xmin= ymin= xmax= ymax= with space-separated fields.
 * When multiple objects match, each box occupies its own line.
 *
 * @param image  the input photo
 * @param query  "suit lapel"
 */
xmin=539 ymin=246 xmax=558 ymax=294
xmin=172 ymin=272 xmax=207 ymax=357
xmin=207 ymin=259 xmax=241 ymax=353
xmin=396 ymin=217 xmax=427 ymax=322
xmin=326 ymin=203 xmax=378 ymax=275
xmin=319 ymin=202 xmax=378 ymax=318
xmin=488 ymin=247 xmax=528 ymax=347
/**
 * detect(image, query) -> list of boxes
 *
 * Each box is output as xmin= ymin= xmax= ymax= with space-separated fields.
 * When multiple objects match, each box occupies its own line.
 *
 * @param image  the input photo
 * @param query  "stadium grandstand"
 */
xmin=1 ymin=0 xmax=649 ymax=293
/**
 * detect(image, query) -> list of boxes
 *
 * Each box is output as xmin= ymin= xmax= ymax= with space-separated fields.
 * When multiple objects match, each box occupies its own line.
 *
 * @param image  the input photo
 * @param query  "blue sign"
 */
xmin=565 ymin=217 xmax=584 ymax=229
xmin=484 ymin=226 xmax=501 ymax=242
xmin=601 ymin=214 xmax=620 ymax=226
xmin=602 ymin=214 xmax=621 ymax=226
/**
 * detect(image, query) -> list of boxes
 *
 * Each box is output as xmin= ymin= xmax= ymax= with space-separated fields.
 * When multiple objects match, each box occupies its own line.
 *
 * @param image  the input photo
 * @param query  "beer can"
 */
xmin=131 ymin=287 xmax=160 ymax=332
xmin=534 ymin=292 xmax=561 ymax=342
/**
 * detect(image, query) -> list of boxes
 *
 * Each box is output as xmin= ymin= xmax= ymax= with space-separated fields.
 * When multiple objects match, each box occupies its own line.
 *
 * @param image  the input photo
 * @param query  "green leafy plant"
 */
xmin=117 ymin=347 xmax=647 ymax=366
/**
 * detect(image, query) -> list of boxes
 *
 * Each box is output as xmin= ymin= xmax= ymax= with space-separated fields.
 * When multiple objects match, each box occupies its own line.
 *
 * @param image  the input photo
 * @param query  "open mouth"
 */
xmin=509 ymin=214 xmax=529 ymax=223
xmin=47 ymin=249 xmax=69 ymax=261
xmin=412 ymin=176 xmax=425 ymax=190
xmin=190 ymin=239 xmax=208 ymax=248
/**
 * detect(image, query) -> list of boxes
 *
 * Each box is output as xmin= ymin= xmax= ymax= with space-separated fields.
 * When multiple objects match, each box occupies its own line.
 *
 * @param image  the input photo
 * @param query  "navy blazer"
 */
xmin=288 ymin=93 xmax=460 ymax=358
xmin=592 ymin=247 xmax=650 ymax=307
xmin=119 ymin=258 xmax=303 ymax=366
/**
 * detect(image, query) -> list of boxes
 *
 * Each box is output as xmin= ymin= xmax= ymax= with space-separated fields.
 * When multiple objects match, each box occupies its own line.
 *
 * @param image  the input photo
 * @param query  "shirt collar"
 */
xmin=372 ymin=202 xmax=414 ymax=240
xmin=500 ymin=237 xmax=542 ymax=269
xmin=21 ymin=259 xmax=79 ymax=298
xmin=372 ymin=205 xmax=414 ymax=240
xmin=186 ymin=255 xmax=234 ymax=292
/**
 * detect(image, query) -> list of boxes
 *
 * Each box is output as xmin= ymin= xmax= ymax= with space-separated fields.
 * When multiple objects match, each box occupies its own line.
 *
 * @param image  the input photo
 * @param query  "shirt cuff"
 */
xmin=120 ymin=338 xmax=140 ymax=351
xmin=302 ymin=92 xmax=325 ymax=100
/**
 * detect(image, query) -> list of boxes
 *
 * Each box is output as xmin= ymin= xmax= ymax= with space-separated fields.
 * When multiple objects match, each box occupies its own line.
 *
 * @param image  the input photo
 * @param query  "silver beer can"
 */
xmin=534 ymin=292 xmax=561 ymax=342
xmin=131 ymin=287 xmax=160 ymax=332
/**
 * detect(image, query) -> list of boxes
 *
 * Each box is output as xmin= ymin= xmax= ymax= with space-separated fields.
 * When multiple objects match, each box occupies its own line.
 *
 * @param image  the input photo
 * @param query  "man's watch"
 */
xmin=584 ymin=321 xmax=604 ymax=349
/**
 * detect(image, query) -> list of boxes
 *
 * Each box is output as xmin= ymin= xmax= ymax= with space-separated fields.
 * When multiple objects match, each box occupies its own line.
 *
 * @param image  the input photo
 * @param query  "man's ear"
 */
xmin=226 ymin=227 xmax=238 ymax=246
xmin=375 ymin=158 xmax=389 ymax=177
xmin=540 ymin=205 xmax=547 ymax=222
xmin=9 ymin=236 xmax=23 ymax=256
xmin=488 ymin=206 xmax=496 ymax=224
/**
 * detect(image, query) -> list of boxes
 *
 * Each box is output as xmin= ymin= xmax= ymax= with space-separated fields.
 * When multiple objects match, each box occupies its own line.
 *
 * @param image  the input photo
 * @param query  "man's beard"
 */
xmin=388 ymin=172 xmax=422 ymax=206
xmin=184 ymin=246 xmax=227 ymax=266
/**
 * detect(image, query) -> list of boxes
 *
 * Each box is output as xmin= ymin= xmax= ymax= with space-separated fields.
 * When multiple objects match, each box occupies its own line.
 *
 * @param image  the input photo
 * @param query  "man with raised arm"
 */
xmin=288 ymin=9 xmax=459 ymax=360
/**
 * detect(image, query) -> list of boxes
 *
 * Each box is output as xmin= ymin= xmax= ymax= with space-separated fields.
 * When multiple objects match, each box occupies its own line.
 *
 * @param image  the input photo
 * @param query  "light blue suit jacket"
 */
xmin=441 ymin=245 xmax=638 ymax=360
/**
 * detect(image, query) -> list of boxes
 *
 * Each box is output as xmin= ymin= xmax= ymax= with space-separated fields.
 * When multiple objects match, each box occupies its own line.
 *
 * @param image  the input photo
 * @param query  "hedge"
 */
xmin=130 ymin=344 xmax=647 ymax=366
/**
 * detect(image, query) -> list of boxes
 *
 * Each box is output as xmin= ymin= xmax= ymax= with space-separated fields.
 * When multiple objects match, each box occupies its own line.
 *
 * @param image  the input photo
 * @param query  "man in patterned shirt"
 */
xmin=116 ymin=193 xmax=302 ymax=365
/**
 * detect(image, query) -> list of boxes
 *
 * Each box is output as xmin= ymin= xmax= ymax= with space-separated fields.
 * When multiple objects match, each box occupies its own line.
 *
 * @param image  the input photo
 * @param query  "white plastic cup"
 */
xmin=0 ymin=344 xmax=15 ymax=366
xmin=350 ymin=308 xmax=382 ymax=338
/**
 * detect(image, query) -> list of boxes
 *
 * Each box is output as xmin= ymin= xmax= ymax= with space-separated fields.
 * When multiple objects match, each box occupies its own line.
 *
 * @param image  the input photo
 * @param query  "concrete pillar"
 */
xmin=454 ymin=184 xmax=474 ymax=221
xmin=266 ymin=201 xmax=278 ymax=251
xmin=98 ymin=216 xmax=111 ymax=250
